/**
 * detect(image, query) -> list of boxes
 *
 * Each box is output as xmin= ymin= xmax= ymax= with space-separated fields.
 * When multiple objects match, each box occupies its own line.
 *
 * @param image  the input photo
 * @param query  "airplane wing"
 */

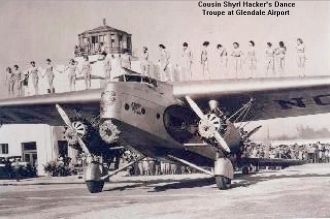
xmin=173 ymin=76 xmax=330 ymax=122
xmin=0 ymin=89 xmax=102 ymax=126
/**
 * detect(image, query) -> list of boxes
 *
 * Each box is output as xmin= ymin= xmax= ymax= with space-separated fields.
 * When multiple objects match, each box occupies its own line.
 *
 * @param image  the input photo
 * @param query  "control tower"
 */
xmin=76 ymin=19 xmax=132 ymax=56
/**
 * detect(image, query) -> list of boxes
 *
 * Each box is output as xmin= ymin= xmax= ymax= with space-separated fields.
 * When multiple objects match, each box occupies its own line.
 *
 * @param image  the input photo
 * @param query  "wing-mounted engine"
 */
xmin=163 ymin=104 xmax=197 ymax=143
xmin=182 ymin=96 xmax=260 ymax=155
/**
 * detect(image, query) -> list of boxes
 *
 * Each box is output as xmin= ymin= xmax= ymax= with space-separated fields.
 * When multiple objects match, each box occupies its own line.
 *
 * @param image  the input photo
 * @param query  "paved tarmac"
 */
xmin=1 ymin=163 xmax=330 ymax=219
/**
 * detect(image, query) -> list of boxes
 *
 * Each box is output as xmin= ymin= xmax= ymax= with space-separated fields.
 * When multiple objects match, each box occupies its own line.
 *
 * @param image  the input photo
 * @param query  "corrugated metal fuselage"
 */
xmin=100 ymin=81 xmax=214 ymax=166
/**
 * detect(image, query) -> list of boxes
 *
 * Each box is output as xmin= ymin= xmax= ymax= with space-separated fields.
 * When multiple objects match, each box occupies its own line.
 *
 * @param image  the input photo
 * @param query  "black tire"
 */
xmin=215 ymin=176 xmax=231 ymax=190
xmin=242 ymin=166 xmax=249 ymax=175
xmin=86 ymin=180 xmax=104 ymax=193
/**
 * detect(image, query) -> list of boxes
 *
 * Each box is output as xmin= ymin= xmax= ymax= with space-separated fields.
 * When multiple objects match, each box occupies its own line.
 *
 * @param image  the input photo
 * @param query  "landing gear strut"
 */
xmin=214 ymin=157 xmax=234 ymax=190
xmin=85 ymin=160 xmax=104 ymax=193
xmin=168 ymin=154 xmax=234 ymax=190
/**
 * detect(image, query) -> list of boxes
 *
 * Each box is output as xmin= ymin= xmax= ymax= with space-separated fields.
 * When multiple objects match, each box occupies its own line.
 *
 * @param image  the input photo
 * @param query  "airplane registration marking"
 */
xmin=130 ymin=102 xmax=145 ymax=115
xmin=274 ymin=94 xmax=330 ymax=110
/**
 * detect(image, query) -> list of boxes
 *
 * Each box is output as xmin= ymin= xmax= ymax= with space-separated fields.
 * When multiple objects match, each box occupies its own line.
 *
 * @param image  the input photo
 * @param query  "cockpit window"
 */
xmin=117 ymin=74 xmax=158 ymax=87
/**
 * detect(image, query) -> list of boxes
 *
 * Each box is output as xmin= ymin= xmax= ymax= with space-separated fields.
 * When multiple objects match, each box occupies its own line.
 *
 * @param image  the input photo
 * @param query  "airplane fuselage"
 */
xmin=100 ymin=79 xmax=241 ymax=166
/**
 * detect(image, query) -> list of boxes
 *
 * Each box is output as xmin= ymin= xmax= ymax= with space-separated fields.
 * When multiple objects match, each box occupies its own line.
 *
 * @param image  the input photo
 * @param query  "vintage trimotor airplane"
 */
xmin=0 ymin=68 xmax=328 ymax=193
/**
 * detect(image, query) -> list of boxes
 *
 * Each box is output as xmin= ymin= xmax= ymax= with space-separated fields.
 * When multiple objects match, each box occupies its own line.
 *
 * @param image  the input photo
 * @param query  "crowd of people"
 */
xmin=141 ymin=38 xmax=307 ymax=81
xmin=243 ymin=141 xmax=330 ymax=163
xmin=5 ymin=59 xmax=66 ymax=97
xmin=5 ymin=38 xmax=306 ymax=97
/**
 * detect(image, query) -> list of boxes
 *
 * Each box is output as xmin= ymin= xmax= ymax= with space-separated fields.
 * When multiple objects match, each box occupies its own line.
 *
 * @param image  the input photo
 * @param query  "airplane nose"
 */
xmin=100 ymin=83 xmax=121 ymax=119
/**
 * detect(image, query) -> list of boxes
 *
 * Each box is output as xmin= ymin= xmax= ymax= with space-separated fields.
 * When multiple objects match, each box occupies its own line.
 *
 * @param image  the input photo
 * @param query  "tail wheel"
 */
xmin=86 ymin=180 xmax=104 ymax=193
xmin=215 ymin=176 xmax=231 ymax=190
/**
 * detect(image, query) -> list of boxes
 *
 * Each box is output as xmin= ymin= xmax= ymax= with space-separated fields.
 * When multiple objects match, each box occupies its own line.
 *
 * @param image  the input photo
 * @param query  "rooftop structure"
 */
xmin=76 ymin=19 xmax=132 ymax=56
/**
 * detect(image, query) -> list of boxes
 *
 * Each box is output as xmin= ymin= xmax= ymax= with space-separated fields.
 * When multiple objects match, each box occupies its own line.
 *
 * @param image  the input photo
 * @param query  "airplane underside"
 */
xmin=111 ymin=118 xmax=214 ymax=167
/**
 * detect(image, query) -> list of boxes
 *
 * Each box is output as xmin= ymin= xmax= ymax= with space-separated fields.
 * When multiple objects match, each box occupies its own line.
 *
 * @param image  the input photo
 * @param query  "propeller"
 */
xmin=185 ymin=96 xmax=231 ymax=153
xmin=56 ymin=104 xmax=90 ymax=154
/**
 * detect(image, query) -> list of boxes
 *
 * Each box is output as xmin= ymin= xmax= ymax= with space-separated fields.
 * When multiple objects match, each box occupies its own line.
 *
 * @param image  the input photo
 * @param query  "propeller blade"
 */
xmin=55 ymin=104 xmax=73 ymax=128
xmin=185 ymin=96 xmax=230 ymax=153
xmin=77 ymin=136 xmax=91 ymax=155
xmin=214 ymin=131 xmax=231 ymax=153
xmin=56 ymin=104 xmax=90 ymax=154
xmin=185 ymin=96 xmax=206 ymax=120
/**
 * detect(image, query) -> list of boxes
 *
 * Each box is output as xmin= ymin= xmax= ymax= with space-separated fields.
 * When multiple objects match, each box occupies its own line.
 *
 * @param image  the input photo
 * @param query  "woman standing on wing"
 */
xmin=182 ymin=42 xmax=193 ymax=81
xmin=102 ymin=52 xmax=112 ymax=81
xmin=13 ymin=65 xmax=23 ymax=96
xmin=265 ymin=42 xmax=275 ymax=77
xmin=63 ymin=59 xmax=78 ymax=91
xmin=231 ymin=42 xmax=243 ymax=78
xmin=5 ymin=67 xmax=15 ymax=96
xmin=275 ymin=41 xmax=287 ymax=76
xmin=201 ymin=41 xmax=210 ymax=80
xmin=296 ymin=38 xmax=306 ymax=77
xmin=159 ymin=44 xmax=171 ymax=81
xmin=80 ymin=56 xmax=92 ymax=89
xmin=246 ymin=40 xmax=257 ymax=78
xmin=27 ymin=61 xmax=41 ymax=95
xmin=42 ymin=58 xmax=58 ymax=93
xmin=141 ymin=47 xmax=150 ymax=77
xmin=216 ymin=44 xmax=228 ymax=79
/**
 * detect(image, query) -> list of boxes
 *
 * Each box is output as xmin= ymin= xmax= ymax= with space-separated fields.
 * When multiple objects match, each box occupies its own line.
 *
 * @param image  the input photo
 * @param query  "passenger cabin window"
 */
xmin=0 ymin=144 xmax=9 ymax=154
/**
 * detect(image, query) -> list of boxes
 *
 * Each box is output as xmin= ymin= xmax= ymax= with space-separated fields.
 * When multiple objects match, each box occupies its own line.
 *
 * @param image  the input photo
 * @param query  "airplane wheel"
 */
xmin=86 ymin=180 xmax=104 ymax=193
xmin=215 ymin=176 xmax=231 ymax=190
xmin=242 ymin=166 xmax=249 ymax=175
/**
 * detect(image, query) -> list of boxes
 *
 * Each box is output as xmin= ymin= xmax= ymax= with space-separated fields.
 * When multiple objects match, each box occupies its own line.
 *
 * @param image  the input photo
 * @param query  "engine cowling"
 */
xmin=163 ymin=105 xmax=197 ymax=143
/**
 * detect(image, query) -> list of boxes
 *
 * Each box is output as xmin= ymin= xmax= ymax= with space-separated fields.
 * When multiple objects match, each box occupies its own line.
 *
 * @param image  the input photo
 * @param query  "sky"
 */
xmin=0 ymin=0 xmax=329 ymax=139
